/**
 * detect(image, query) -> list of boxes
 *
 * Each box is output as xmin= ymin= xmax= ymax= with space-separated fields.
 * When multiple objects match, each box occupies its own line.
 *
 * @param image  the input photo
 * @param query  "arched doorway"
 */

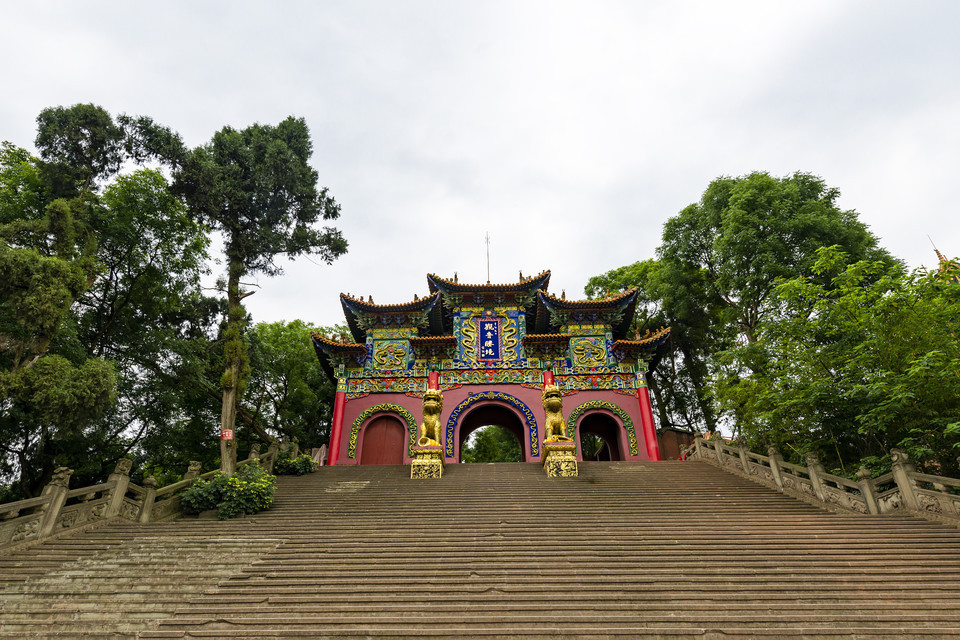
xmin=577 ymin=412 xmax=623 ymax=461
xmin=457 ymin=404 xmax=526 ymax=463
xmin=360 ymin=415 xmax=405 ymax=465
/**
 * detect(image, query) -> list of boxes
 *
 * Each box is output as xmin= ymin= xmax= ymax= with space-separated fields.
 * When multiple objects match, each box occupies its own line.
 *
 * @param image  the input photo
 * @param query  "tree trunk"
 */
xmin=219 ymin=256 xmax=246 ymax=475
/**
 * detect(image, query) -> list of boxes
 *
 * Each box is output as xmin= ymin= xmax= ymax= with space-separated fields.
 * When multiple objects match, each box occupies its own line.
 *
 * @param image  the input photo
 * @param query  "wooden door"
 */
xmin=360 ymin=417 xmax=405 ymax=465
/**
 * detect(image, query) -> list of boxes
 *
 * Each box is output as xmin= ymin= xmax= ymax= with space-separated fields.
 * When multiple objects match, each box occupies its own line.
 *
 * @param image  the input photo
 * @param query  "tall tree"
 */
xmin=585 ymin=259 xmax=728 ymax=433
xmin=1 ymin=104 xmax=219 ymax=497
xmin=661 ymin=172 xmax=894 ymax=344
xmin=174 ymin=118 xmax=347 ymax=473
xmin=0 ymin=142 xmax=113 ymax=496
xmin=716 ymin=247 xmax=960 ymax=474
xmin=586 ymin=171 xmax=895 ymax=435
xmin=245 ymin=320 xmax=336 ymax=449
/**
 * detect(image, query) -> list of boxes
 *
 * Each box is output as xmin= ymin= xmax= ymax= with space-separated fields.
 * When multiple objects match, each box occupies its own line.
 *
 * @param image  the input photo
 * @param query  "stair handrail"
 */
xmin=682 ymin=436 xmax=960 ymax=525
xmin=0 ymin=451 xmax=269 ymax=554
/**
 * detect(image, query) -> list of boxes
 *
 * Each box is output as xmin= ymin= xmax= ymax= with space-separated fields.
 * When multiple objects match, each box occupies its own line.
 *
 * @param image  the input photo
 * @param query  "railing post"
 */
xmin=713 ymin=438 xmax=726 ymax=466
xmin=104 ymin=459 xmax=132 ymax=518
xmin=38 ymin=467 xmax=73 ymax=539
xmin=693 ymin=438 xmax=703 ymax=459
xmin=737 ymin=445 xmax=751 ymax=474
xmin=138 ymin=476 xmax=158 ymax=523
xmin=767 ymin=446 xmax=785 ymax=490
xmin=856 ymin=466 xmax=880 ymax=515
xmin=249 ymin=443 xmax=261 ymax=461
xmin=183 ymin=461 xmax=202 ymax=482
xmin=804 ymin=452 xmax=828 ymax=501
xmin=290 ymin=437 xmax=300 ymax=458
xmin=890 ymin=448 xmax=920 ymax=511
xmin=263 ymin=442 xmax=279 ymax=474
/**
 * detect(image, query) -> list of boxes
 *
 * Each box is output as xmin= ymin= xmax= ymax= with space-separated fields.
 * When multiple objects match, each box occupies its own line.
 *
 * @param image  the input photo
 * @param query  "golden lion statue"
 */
xmin=543 ymin=384 xmax=572 ymax=442
xmin=417 ymin=388 xmax=444 ymax=446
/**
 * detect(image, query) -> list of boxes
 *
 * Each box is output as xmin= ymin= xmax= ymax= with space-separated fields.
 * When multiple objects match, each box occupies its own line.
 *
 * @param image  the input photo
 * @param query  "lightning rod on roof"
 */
xmin=485 ymin=231 xmax=491 ymax=284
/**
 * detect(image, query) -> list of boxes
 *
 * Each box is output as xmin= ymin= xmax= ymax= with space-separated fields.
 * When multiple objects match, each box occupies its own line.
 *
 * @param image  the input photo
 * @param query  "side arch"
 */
xmin=348 ymin=403 xmax=417 ymax=459
xmin=567 ymin=401 xmax=639 ymax=456
xmin=445 ymin=391 xmax=539 ymax=458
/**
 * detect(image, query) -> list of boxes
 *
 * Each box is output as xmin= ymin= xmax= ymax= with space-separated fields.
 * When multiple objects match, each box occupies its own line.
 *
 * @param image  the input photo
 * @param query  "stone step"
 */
xmin=3 ymin=460 xmax=959 ymax=639
xmin=132 ymin=628 xmax=960 ymax=640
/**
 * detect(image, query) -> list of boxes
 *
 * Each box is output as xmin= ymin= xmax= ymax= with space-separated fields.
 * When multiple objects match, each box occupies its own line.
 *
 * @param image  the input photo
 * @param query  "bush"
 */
xmin=180 ymin=462 xmax=276 ymax=519
xmin=274 ymin=452 xmax=319 ymax=476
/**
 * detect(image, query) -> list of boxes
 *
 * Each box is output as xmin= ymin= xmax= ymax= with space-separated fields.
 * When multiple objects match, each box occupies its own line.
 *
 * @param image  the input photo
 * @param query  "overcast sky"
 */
xmin=3 ymin=1 xmax=958 ymax=328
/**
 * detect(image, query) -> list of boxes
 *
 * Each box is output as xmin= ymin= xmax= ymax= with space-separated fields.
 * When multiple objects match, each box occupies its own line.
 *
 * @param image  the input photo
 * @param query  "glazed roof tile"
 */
xmin=522 ymin=333 xmax=571 ymax=343
xmin=408 ymin=336 xmax=457 ymax=345
xmin=538 ymin=287 xmax=638 ymax=309
xmin=339 ymin=290 xmax=440 ymax=313
xmin=426 ymin=270 xmax=551 ymax=294
xmin=311 ymin=333 xmax=366 ymax=353
xmin=613 ymin=326 xmax=672 ymax=348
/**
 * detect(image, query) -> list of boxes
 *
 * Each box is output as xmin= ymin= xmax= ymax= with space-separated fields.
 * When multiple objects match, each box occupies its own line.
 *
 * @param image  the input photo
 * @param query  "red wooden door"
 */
xmin=360 ymin=417 xmax=405 ymax=465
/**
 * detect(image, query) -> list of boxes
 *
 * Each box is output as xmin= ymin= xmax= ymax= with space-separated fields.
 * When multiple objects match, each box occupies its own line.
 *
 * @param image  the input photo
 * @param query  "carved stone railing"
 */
xmin=683 ymin=437 xmax=960 ymax=526
xmin=0 ymin=446 xmax=277 ymax=553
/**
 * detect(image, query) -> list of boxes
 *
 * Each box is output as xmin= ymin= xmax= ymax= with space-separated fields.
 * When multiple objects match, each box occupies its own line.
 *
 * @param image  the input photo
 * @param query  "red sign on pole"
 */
xmin=220 ymin=429 xmax=234 ymax=441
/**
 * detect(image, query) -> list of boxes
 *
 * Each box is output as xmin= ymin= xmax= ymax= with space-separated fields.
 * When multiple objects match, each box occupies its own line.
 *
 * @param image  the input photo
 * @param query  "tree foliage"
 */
xmin=173 ymin=118 xmax=347 ymax=473
xmin=461 ymin=426 xmax=521 ymax=463
xmin=246 ymin=320 xmax=336 ymax=449
xmin=716 ymin=247 xmax=960 ymax=475
xmin=587 ymin=172 xmax=896 ymax=443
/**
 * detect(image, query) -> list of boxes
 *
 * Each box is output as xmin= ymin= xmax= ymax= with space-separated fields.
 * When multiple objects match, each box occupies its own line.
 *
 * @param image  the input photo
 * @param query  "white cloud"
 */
xmin=2 ymin=0 xmax=957 ymax=328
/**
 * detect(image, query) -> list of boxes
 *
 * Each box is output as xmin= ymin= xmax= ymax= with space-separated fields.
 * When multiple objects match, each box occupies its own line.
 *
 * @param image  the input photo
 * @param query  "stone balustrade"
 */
xmin=683 ymin=437 xmax=960 ymax=525
xmin=0 ymin=447 xmax=277 ymax=553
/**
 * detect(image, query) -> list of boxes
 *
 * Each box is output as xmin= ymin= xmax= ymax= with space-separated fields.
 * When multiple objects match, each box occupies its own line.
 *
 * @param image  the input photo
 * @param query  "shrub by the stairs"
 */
xmin=274 ymin=452 xmax=319 ymax=476
xmin=181 ymin=461 xmax=276 ymax=519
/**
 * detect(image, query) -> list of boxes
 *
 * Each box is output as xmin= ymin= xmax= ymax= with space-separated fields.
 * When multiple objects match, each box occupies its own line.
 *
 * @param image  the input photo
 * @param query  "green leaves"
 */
xmin=461 ymin=426 xmax=521 ymax=463
xmin=716 ymin=248 xmax=960 ymax=473
xmin=181 ymin=462 xmax=276 ymax=519
xmin=245 ymin=320 xmax=334 ymax=448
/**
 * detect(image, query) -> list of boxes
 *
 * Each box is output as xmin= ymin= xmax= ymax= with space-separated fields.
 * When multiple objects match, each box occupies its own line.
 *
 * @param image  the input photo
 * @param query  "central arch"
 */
xmin=458 ymin=405 xmax=526 ymax=462
xmin=445 ymin=391 xmax=539 ymax=461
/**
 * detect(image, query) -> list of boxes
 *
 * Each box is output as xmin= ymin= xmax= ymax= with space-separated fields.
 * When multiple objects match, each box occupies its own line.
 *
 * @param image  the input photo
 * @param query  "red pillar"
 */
xmin=328 ymin=387 xmax=347 ymax=466
xmin=637 ymin=385 xmax=661 ymax=461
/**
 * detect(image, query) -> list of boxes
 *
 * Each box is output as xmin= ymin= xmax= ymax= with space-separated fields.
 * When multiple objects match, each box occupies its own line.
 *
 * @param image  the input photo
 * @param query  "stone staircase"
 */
xmin=2 ymin=460 xmax=960 ymax=639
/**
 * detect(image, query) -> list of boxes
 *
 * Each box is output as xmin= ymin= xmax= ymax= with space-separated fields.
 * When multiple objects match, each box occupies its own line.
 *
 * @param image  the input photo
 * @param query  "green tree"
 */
xmin=69 ymin=168 xmax=217 ymax=486
xmin=173 ymin=118 xmax=347 ymax=473
xmin=0 ymin=142 xmax=114 ymax=496
xmin=585 ymin=259 xmax=728 ymax=433
xmin=660 ymin=171 xmax=894 ymax=344
xmin=461 ymin=426 xmax=521 ymax=463
xmin=1 ymin=105 xmax=219 ymax=496
xmin=245 ymin=320 xmax=336 ymax=449
xmin=588 ymin=171 xmax=896 ymax=436
xmin=716 ymin=247 xmax=960 ymax=475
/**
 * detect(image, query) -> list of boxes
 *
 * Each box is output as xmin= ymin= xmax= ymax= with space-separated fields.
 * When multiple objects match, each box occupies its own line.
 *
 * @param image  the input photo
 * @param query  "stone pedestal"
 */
xmin=542 ymin=441 xmax=578 ymax=477
xmin=410 ymin=445 xmax=445 ymax=479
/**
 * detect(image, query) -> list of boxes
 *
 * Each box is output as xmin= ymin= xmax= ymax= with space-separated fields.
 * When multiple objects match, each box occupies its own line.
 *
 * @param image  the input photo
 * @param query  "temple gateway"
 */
xmin=312 ymin=271 xmax=671 ymax=466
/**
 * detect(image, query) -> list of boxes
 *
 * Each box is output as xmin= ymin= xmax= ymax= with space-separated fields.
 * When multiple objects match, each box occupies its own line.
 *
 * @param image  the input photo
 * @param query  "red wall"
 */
xmin=339 ymin=385 xmax=654 ymax=464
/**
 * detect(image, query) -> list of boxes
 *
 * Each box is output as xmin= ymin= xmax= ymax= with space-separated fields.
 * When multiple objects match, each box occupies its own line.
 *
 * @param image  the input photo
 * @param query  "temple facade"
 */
xmin=312 ymin=271 xmax=670 ymax=466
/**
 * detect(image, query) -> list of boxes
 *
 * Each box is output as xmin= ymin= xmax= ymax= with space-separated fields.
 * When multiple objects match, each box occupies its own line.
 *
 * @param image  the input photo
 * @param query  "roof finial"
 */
xmin=453 ymin=272 xmax=458 ymax=283
xmin=368 ymin=295 xmax=374 ymax=303
xmin=414 ymin=293 xmax=419 ymax=301
xmin=561 ymin=289 xmax=566 ymax=300
xmin=519 ymin=270 xmax=523 ymax=281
